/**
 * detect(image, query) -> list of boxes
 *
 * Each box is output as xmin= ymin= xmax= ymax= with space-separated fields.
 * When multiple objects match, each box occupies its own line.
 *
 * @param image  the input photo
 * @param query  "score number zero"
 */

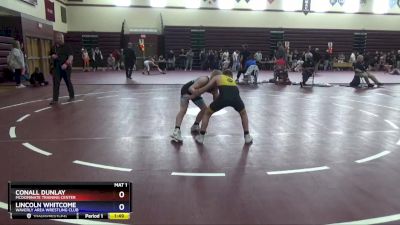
xmin=114 ymin=183 xmax=128 ymax=211
xmin=118 ymin=191 xmax=125 ymax=211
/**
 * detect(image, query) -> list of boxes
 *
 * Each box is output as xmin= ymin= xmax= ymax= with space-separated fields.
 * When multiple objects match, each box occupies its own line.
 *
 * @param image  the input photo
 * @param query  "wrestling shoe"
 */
xmin=244 ymin=134 xmax=253 ymax=144
xmin=49 ymin=101 xmax=58 ymax=106
xmin=195 ymin=134 xmax=204 ymax=144
xmin=190 ymin=124 xmax=200 ymax=133
xmin=170 ymin=128 xmax=183 ymax=142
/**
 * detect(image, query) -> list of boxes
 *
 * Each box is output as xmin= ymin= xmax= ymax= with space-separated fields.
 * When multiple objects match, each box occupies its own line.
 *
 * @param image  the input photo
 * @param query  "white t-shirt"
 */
xmin=223 ymin=51 xmax=229 ymax=61
xmin=8 ymin=48 xmax=25 ymax=70
xmin=255 ymin=52 xmax=262 ymax=62
xmin=232 ymin=52 xmax=238 ymax=62
xmin=350 ymin=53 xmax=356 ymax=63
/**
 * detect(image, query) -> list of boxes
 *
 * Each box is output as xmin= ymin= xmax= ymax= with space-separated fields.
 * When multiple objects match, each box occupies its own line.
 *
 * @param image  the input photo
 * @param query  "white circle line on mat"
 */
xmin=21 ymin=143 xmax=52 ymax=156
xmin=97 ymin=95 xmax=119 ymax=99
xmin=61 ymin=100 xmax=84 ymax=105
xmin=120 ymin=98 xmax=136 ymax=100
xmin=355 ymin=151 xmax=391 ymax=164
xmin=361 ymin=130 xmax=398 ymax=134
xmin=359 ymin=110 xmax=379 ymax=117
xmin=385 ymin=120 xmax=399 ymax=130
xmin=332 ymin=103 xmax=353 ymax=109
xmin=374 ymin=93 xmax=392 ymax=97
xmin=73 ymin=160 xmax=132 ymax=172
xmin=327 ymin=213 xmax=400 ymax=225
xmin=16 ymin=114 xmax=31 ymax=122
xmin=0 ymin=100 xmax=44 ymax=110
xmin=337 ymin=99 xmax=400 ymax=111
xmin=34 ymin=107 xmax=52 ymax=113
xmin=267 ymin=166 xmax=330 ymax=175
xmin=9 ymin=127 xmax=16 ymax=139
xmin=171 ymin=172 xmax=226 ymax=177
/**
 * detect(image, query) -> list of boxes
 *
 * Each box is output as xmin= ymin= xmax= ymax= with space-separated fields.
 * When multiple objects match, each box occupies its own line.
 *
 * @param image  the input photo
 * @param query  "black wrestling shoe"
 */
xmin=49 ymin=101 xmax=58 ymax=106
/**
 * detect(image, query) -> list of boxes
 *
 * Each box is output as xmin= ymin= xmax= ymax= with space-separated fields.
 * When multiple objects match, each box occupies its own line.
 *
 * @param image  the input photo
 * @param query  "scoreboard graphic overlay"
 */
xmin=8 ymin=182 xmax=132 ymax=220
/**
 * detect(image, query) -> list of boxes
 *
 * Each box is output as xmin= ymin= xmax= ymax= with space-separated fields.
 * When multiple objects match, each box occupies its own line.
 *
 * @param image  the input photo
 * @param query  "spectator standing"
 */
xmin=200 ymin=49 xmax=207 ymax=70
xmin=185 ymin=49 xmax=194 ymax=71
xmin=92 ymin=47 xmax=103 ymax=71
xmin=167 ymin=50 xmax=175 ymax=70
xmin=124 ymin=42 xmax=136 ymax=79
xmin=178 ymin=49 xmax=186 ymax=70
xmin=236 ymin=44 xmax=251 ymax=82
xmin=49 ymin=33 xmax=74 ymax=105
xmin=112 ymin=49 xmax=121 ymax=71
xmin=7 ymin=40 xmax=25 ymax=88
xmin=82 ymin=48 xmax=90 ymax=72
xmin=232 ymin=50 xmax=239 ymax=72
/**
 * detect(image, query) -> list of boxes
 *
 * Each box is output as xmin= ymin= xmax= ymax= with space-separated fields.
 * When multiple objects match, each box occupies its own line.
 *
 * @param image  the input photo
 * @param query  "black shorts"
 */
xmin=209 ymin=96 xmax=245 ymax=113
xmin=180 ymin=95 xmax=206 ymax=108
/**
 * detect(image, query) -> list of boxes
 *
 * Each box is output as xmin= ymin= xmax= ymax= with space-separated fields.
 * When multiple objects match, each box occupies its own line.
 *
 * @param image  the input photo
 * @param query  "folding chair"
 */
xmin=243 ymin=65 xmax=259 ymax=85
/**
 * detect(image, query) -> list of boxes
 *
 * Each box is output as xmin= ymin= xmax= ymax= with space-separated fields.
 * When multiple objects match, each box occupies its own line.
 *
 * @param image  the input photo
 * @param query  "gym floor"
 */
xmin=1 ymin=81 xmax=400 ymax=224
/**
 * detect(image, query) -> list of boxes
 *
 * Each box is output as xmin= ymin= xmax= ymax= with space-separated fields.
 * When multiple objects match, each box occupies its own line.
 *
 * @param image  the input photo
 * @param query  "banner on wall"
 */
xmin=20 ymin=0 xmax=38 ymax=5
xmin=330 ymin=0 xmax=338 ymax=6
xmin=390 ymin=0 xmax=396 ymax=8
xmin=302 ymin=0 xmax=311 ymax=15
xmin=203 ymin=0 xmax=216 ymax=5
xmin=338 ymin=0 xmax=345 ymax=6
xmin=328 ymin=42 xmax=333 ymax=54
xmin=139 ymin=38 xmax=145 ymax=52
xmin=44 ymin=0 xmax=55 ymax=22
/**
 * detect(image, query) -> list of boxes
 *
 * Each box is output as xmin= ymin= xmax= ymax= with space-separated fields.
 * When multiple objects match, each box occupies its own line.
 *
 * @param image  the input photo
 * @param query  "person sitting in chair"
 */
xmin=272 ymin=58 xmax=291 ymax=85
xmin=300 ymin=52 xmax=314 ymax=87
xmin=107 ymin=54 xmax=116 ymax=70
xmin=352 ymin=55 xmax=383 ymax=88
xmin=29 ymin=67 xmax=48 ymax=86
xmin=158 ymin=55 xmax=167 ymax=73
xmin=240 ymin=56 xmax=257 ymax=81
xmin=242 ymin=56 xmax=259 ymax=84
xmin=236 ymin=56 xmax=257 ymax=83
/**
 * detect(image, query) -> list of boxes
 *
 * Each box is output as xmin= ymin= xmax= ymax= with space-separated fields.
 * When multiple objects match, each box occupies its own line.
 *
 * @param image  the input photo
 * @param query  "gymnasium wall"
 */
xmin=0 ymin=0 xmax=68 ymax=32
xmin=67 ymin=0 xmax=400 ymax=13
xmin=54 ymin=1 xmax=68 ymax=32
xmin=64 ymin=32 xmax=162 ymax=67
xmin=2 ymin=0 xmax=400 ymax=33
xmin=63 ymin=0 xmax=400 ymax=62
xmin=164 ymin=26 xmax=400 ymax=57
xmin=65 ymin=0 xmax=400 ymax=32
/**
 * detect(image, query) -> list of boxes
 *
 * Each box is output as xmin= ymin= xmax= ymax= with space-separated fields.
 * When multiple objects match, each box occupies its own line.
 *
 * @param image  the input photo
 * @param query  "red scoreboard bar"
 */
xmin=8 ymin=182 xmax=132 ymax=220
